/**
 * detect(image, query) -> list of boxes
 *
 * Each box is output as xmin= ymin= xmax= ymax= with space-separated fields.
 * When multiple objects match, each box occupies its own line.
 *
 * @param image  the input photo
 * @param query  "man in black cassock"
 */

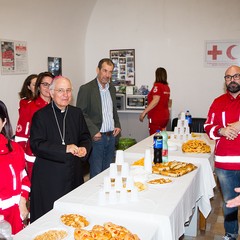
xmin=30 ymin=76 xmax=92 ymax=223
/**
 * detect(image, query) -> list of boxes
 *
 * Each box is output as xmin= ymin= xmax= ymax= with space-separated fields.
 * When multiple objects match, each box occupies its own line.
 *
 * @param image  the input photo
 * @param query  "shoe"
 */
xmin=222 ymin=233 xmax=237 ymax=240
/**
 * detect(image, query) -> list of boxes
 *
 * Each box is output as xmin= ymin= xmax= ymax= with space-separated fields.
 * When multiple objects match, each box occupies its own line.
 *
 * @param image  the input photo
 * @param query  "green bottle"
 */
xmin=161 ymin=130 xmax=168 ymax=163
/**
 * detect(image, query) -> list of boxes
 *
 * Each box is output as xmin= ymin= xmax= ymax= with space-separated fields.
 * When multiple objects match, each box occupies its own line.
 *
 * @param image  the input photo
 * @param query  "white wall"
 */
xmin=0 ymin=0 xmax=240 ymax=131
xmin=0 ymin=0 xmax=97 ymax=129
xmin=85 ymin=0 xmax=240 ymax=119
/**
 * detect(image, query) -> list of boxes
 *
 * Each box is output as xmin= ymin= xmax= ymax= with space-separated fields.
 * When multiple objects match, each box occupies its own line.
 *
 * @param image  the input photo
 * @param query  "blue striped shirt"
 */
xmin=97 ymin=80 xmax=114 ymax=132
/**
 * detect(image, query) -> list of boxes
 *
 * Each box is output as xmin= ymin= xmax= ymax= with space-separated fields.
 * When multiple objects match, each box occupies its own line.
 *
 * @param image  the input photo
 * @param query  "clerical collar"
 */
xmin=52 ymin=101 xmax=67 ymax=113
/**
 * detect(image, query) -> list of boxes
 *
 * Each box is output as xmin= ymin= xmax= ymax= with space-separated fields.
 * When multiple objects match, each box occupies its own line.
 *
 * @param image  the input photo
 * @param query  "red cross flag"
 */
xmin=205 ymin=40 xmax=240 ymax=67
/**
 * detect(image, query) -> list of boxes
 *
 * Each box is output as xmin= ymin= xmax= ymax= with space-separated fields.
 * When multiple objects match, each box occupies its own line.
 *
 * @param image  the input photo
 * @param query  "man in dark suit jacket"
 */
xmin=76 ymin=58 xmax=121 ymax=178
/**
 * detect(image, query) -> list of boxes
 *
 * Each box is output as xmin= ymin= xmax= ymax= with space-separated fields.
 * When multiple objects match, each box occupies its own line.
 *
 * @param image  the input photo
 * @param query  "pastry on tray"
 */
xmin=33 ymin=229 xmax=68 ymax=240
xmin=74 ymin=222 xmax=140 ymax=240
xmin=61 ymin=213 xmax=89 ymax=228
xmin=152 ymin=160 xmax=197 ymax=177
xmin=182 ymin=139 xmax=211 ymax=153
xmin=147 ymin=178 xmax=172 ymax=184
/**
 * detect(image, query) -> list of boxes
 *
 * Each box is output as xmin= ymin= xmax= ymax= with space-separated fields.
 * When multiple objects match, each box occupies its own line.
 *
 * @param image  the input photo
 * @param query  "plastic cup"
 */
xmin=131 ymin=187 xmax=139 ymax=202
xmin=126 ymin=176 xmax=134 ymax=191
xmin=180 ymin=112 xmax=185 ymax=120
xmin=144 ymin=149 xmax=152 ymax=173
xmin=121 ymin=162 xmax=129 ymax=178
xmin=98 ymin=189 xmax=106 ymax=206
xmin=103 ymin=176 xmax=111 ymax=192
xmin=109 ymin=163 xmax=117 ymax=178
xmin=109 ymin=189 xmax=117 ymax=204
xmin=120 ymin=189 xmax=128 ymax=203
xmin=180 ymin=127 xmax=184 ymax=135
xmin=115 ymin=150 xmax=124 ymax=165
xmin=115 ymin=176 xmax=123 ymax=192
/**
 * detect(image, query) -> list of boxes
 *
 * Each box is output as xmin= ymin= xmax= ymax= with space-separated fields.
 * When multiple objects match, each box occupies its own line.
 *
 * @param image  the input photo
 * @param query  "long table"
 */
xmin=14 ymin=133 xmax=216 ymax=240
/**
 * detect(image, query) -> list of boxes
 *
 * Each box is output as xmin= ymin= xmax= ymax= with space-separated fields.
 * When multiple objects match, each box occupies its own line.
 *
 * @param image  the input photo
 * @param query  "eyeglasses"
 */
xmin=54 ymin=88 xmax=72 ymax=94
xmin=224 ymin=73 xmax=240 ymax=82
xmin=41 ymin=82 xmax=51 ymax=88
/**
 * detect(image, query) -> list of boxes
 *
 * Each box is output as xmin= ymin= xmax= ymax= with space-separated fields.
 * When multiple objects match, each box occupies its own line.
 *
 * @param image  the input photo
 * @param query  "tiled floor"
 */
xmin=181 ymin=183 xmax=227 ymax=240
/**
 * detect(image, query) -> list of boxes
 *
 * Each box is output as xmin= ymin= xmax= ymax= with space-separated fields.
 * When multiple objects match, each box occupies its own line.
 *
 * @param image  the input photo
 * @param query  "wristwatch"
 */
xmin=218 ymin=128 xmax=222 ymax=136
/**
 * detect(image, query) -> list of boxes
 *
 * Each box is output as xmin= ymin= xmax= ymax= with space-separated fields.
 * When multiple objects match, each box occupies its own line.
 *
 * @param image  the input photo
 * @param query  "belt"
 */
xmin=0 ymin=194 xmax=21 ymax=210
xmin=100 ymin=131 xmax=113 ymax=136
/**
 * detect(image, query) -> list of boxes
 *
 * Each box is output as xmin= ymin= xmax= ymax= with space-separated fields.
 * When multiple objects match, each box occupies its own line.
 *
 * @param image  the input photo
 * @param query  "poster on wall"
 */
xmin=48 ymin=57 xmax=62 ymax=76
xmin=205 ymin=40 xmax=240 ymax=67
xmin=110 ymin=49 xmax=135 ymax=86
xmin=0 ymin=39 xmax=28 ymax=74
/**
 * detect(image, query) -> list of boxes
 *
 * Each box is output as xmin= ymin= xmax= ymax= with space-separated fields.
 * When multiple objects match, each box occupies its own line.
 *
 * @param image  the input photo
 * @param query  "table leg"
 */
xmin=199 ymin=211 xmax=206 ymax=231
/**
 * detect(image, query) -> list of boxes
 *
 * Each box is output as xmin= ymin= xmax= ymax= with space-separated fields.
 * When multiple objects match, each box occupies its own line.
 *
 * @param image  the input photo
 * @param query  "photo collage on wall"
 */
xmin=110 ymin=49 xmax=135 ymax=86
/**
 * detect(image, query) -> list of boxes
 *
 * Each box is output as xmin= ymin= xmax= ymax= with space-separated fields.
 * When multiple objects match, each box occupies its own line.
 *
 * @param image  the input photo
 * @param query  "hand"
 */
xmin=77 ymin=147 xmax=87 ymax=157
xmin=93 ymin=132 xmax=102 ymax=141
xmin=113 ymin=128 xmax=121 ymax=137
xmin=226 ymin=188 xmax=240 ymax=208
xmin=228 ymin=121 xmax=240 ymax=134
xmin=19 ymin=196 xmax=29 ymax=220
xmin=67 ymin=144 xmax=82 ymax=156
xmin=139 ymin=112 xmax=146 ymax=122
xmin=221 ymin=125 xmax=239 ymax=140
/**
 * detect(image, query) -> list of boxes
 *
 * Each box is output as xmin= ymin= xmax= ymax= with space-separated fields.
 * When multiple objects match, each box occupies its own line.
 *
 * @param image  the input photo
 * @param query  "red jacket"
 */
xmin=0 ymin=134 xmax=30 ymax=234
xmin=15 ymin=97 xmax=49 ymax=157
xmin=0 ymin=134 xmax=30 ymax=203
xmin=15 ymin=98 xmax=32 ymax=149
xmin=204 ymin=91 xmax=240 ymax=170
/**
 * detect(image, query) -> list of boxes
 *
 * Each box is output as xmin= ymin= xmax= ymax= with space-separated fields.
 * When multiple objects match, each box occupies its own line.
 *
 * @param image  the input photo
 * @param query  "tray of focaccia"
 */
xmin=182 ymin=139 xmax=211 ymax=153
xmin=152 ymin=160 xmax=197 ymax=177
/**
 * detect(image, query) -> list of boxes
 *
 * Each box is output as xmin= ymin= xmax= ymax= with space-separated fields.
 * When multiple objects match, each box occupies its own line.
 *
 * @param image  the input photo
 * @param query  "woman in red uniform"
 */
xmin=15 ymin=74 xmax=38 ymax=149
xmin=0 ymin=100 xmax=30 ymax=234
xmin=16 ymin=72 xmax=54 ymax=180
xmin=139 ymin=67 xmax=170 ymax=135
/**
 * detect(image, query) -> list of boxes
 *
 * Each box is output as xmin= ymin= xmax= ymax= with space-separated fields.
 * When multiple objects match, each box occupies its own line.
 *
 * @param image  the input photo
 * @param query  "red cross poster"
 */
xmin=1 ymin=39 xmax=28 ymax=74
xmin=205 ymin=40 xmax=240 ymax=67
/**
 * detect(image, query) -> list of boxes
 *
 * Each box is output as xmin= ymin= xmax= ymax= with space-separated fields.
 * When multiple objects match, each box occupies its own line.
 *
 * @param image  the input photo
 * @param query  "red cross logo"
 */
xmin=207 ymin=45 xmax=222 ymax=60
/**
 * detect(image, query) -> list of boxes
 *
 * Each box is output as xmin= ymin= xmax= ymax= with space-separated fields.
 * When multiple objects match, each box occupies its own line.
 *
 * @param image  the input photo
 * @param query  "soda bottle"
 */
xmin=161 ymin=130 xmax=168 ymax=163
xmin=185 ymin=110 xmax=192 ymax=132
xmin=153 ymin=130 xmax=163 ymax=164
xmin=0 ymin=215 xmax=12 ymax=240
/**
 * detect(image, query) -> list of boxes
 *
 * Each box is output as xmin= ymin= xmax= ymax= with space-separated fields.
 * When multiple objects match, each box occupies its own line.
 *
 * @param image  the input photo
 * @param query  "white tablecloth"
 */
xmin=14 ymin=133 xmax=216 ymax=240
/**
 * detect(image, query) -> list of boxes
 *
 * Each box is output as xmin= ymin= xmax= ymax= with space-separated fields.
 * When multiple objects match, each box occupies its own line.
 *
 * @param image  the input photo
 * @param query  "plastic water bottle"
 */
xmin=185 ymin=110 xmax=192 ymax=132
xmin=153 ymin=130 xmax=163 ymax=164
xmin=0 ymin=215 xmax=12 ymax=240
xmin=161 ymin=130 xmax=168 ymax=163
